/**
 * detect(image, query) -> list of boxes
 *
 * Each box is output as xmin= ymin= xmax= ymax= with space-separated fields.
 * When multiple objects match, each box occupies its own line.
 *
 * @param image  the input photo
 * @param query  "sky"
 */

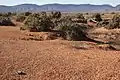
xmin=0 ymin=0 xmax=120 ymax=6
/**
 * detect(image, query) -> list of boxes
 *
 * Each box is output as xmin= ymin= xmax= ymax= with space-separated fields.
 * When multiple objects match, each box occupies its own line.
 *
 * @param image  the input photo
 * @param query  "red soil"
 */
xmin=0 ymin=26 xmax=120 ymax=80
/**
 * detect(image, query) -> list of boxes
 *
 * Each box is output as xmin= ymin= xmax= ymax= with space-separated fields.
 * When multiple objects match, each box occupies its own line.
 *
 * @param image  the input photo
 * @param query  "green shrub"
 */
xmin=40 ymin=12 xmax=47 ymax=17
xmin=22 ymin=13 xmax=54 ymax=32
xmin=0 ymin=12 xmax=12 ymax=17
xmin=108 ymin=14 xmax=120 ymax=29
xmin=0 ymin=16 xmax=15 ymax=26
xmin=51 ymin=11 xmax=61 ymax=19
xmin=74 ymin=13 xmax=87 ymax=23
xmin=76 ymin=13 xmax=85 ymax=19
xmin=111 ymin=12 xmax=115 ymax=14
xmin=16 ymin=15 xmax=26 ymax=22
xmin=93 ymin=13 xmax=102 ymax=22
xmin=53 ymin=16 xmax=72 ymax=30
xmin=102 ymin=13 xmax=104 ymax=15
xmin=97 ymin=20 xmax=110 ymax=27
xmin=24 ymin=12 xmax=32 ymax=16
xmin=56 ymin=18 xmax=88 ymax=41
xmin=86 ymin=13 xmax=89 ymax=15
xmin=15 ymin=12 xmax=32 ymax=22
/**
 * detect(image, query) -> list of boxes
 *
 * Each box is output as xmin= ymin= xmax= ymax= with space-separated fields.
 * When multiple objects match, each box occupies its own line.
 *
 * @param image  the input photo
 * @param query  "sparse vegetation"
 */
xmin=51 ymin=11 xmax=62 ymax=19
xmin=0 ymin=12 xmax=12 ymax=17
xmin=108 ymin=14 xmax=120 ymax=29
xmin=74 ymin=13 xmax=87 ymax=23
xmin=111 ymin=12 xmax=115 ymax=14
xmin=76 ymin=13 xmax=85 ymax=19
xmin=2 ymin=11 xmax=118 ymax=45
xmin=18 ymin=11 xmax=120 ymax=43
xmin=1 ymin=8 xmax=120 ymax=80
xmin=24 ymin=12 xmax=32 ymax=16
xmin=97 ymin=20 xmax=110 ymax=27
xmin=0 ymin=16 xmax=15 ymax=26
xmin=56 ymin=18 xmax=88 ymax=41
xmin=93 ymin=13 xmax=102 ymax=22
xmin=15 ymin=12 xmax=32 ymax=22
xmin=16 ymin=13 xmax=26 ymax=22
xmin=22 ymin=13 xmax=54 ymax=32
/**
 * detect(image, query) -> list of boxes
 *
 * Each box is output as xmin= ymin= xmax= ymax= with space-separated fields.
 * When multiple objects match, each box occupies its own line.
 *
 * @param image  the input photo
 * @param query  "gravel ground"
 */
xmin=0 ymin=26 xmax=120 ymax=80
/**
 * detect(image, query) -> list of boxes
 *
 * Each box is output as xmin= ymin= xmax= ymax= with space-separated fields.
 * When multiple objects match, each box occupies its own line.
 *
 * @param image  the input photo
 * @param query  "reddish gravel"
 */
xmin=0 ymin=26 xmax=120 ymax=80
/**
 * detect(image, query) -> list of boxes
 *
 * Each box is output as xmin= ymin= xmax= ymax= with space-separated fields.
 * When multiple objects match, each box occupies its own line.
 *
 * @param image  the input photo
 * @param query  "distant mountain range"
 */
xmin=0 ymin=3 xmax=120 ymax=12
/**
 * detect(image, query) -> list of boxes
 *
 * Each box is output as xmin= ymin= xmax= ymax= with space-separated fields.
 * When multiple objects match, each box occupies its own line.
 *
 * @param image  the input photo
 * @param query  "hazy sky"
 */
xmin=1 ymin=0 xmax=120 ymax=6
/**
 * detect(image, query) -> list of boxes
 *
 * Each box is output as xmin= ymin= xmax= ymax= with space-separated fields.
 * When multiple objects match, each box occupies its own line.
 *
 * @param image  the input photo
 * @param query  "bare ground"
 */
xmin=0 ymin=26 xmax=120 ymax=80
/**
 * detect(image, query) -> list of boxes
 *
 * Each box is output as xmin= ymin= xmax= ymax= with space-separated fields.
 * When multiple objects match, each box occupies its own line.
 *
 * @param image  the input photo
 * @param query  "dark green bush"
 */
xmin=97 ymin=20 xmax=110 ymax=27
xmin=74 ymin=13 xmax=87 ymax=23
xmin=56 ymin=18 xmax=88 ymax=41
xmin=40 ymin=12 xmax=47 ymax=17
xmin=51 ymin=11 xmax=61 ymax=19
xmin=53 ymin=16 xmax=72 ymax=30
xmin=0 ymin=16 xmax=15 ymax=26
xmin=22 ymin=13 xmax=54 ymax=32
xmin=111 ymin=12 xmax=115 ymax=14
xmin=16 ymin=13 xmax=26 ymax=22
xmin=108 ymin=14 xmax=120 ymax=29
xmin=0 ymin=12 xmax=12 ymax=17
xmin=76 ymin=13 xmax=85 ymax=19
xmin=93 ymin=13 xmax=102 ymax=22
xmin=86 ymin=13 xmax=89 ymax=15
xmin=15 ymin=12 xmax=32 ymax=22
xmin=16 ymin=15 xmax=26 ymax=22
xmin=24 ymin=12 xmax=32 ymax=16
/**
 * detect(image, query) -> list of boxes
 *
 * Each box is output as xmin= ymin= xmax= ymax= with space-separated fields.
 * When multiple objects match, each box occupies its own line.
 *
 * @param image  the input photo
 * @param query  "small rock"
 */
xmin=17 ymin=70 xmax=26 ymax=75
xmin=109 ymin=41 xmax=120 ymax=51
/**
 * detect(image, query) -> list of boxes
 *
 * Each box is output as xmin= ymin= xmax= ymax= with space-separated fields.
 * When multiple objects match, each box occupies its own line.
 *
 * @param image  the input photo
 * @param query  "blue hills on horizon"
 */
xmin=0 ymin=3 xmax=119 ymax=12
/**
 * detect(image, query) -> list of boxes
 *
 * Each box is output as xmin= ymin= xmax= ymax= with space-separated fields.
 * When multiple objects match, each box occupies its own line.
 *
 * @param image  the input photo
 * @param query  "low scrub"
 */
xmin=16 ymin=13 xmax=26 ymax=22
xmin=15 ymin=12 xmax=32 ymax=22
xmin=56 ymin=18 xmax=88 ymax=41
xmin=92 ymin=13 xmax=102 ymax=22
xmin=97 ymin=20 xmax=110 ymax=27
xmin=22 ymin=13 xmax=54 ymax=32
xmin=74 ymin=13 xmax=87 ymax=23
xmin=0 ymin=12 xmax=12 ymax=17
xmin=51 ymin=11 xmax=62 ymax=19
xmin=76 ymin=13 xmax=85 ymax=19
xmin=108 ymin=14 xmax=120 ymax=29
xmin=0 ymin=16 xmax=15 ymax=26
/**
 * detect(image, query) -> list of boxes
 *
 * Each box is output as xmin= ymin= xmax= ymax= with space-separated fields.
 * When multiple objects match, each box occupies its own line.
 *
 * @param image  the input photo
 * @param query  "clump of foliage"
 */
xmin=51 ymin=11 xmax=62 ymax=19
xmin=111 ymin=12 xmax=115 ymax=14
xmin=16 ymin=13 xmax=26 ymax=22
xmin=0 ymin=12 xmax=12 ymax=17
xmin=85 ymin=13 xmax=89 ymax=15
xmin=74 ymin=13 xmax=87 ymax=23
xmin=16 ymin=12 xmax=32 ymax=22
xmin=93 ymin=13 xmax=102 ymax=22
xmin=108 ymin=14 xmax=120 ymax=29
xmin=56 ymin=18 xmax=88 ymax=41
xmin=22 ymin=13 xmax=54 ymax=32
xmin=49 ymin=11 xmax=63 ymax=29
xmin=40 ymin=12 xmax=47 ymax=17
xmin=102 ymin=13 xmax=104 ymax=15
xmin=53 ymin=16 xmax=72 ymax=30
xmin=23 ymin=12 xmax=32 ymax=16
xmin=0 ymin=16 xmax=15 ymax=26
xmin=97 ymin=20 xmax=110 ymax=27
xmin=76 ymin=13 xmax=85 ymax=19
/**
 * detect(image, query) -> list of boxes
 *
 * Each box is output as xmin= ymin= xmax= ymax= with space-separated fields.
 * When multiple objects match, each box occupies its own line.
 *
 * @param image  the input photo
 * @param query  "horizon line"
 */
xmin=0 ymin=3 xmax=119 ymax=7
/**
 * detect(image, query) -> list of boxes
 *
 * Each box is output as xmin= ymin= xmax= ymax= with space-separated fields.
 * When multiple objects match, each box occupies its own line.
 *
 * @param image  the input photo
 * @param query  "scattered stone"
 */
xmin=109 ymin=44 xmax=120 ymax=51
xmin=109 ymin=39 xmax=120 ymax=51
xmin=17 ymin=70 xmax=26 ymax=75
